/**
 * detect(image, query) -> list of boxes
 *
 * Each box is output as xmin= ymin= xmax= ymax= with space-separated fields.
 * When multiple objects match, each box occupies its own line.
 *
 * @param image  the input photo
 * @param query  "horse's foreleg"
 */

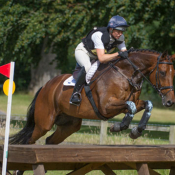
xmin=110 ymin=101 xmax=137 ymax=132
xmin=130 ymin=100 xmax=153 ymax=139
xmin=46 ymin=116 xmax=82 ymax=144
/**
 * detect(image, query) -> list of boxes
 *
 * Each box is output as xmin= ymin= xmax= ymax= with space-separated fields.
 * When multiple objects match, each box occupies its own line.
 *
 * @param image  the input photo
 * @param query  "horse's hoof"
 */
xmin=110 ymin=123 xmax=121 ymax=132
xmin=129 ymin=126 xmax=142 ymax=139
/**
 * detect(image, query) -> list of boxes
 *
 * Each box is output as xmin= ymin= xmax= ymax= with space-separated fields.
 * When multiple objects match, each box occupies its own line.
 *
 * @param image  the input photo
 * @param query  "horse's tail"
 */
xmin=9 ymin=87 xmax=42 ymax=144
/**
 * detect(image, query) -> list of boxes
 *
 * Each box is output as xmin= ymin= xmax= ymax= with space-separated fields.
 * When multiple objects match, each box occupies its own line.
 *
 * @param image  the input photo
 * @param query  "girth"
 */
xmin=84 ymin=84 xmax=109 ymax=121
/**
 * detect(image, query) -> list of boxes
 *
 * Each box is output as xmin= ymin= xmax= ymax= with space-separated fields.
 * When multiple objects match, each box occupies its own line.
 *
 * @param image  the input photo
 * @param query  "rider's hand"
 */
xmin=118 ymin=51 xmax=128 ymax=59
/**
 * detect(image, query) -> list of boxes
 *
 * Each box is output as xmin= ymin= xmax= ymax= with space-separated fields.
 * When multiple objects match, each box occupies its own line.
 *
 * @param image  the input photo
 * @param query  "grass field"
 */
xmin=0 ymin=93 xmax=33 ymax=115
xmin=0 ymin=93 xmax=175 ymax=125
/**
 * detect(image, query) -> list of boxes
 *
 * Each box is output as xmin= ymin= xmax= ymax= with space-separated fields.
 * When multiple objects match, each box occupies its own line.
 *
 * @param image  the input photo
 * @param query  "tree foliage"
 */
xmin=0 ymin=0 xmax=175 ymax=90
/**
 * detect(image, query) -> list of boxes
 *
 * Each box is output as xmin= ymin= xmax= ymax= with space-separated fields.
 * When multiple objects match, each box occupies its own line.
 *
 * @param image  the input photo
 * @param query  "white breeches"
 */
xmin=75 ymin=42 xmax=97 ymax=73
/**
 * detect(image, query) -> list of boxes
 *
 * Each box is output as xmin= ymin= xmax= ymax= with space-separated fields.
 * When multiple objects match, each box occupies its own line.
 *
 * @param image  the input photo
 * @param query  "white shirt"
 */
xmin=91 ymin=31 xmax=126 ymax=51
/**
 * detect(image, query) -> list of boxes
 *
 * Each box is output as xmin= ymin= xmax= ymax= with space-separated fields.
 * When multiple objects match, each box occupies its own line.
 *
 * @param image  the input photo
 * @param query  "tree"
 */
xmin=0 ymin=0 xmax=174 ymax=94
xmin=0 ymin=0 xmax=113 ymax=92
xmin=120 ymin=0 xmax=175 ymax=53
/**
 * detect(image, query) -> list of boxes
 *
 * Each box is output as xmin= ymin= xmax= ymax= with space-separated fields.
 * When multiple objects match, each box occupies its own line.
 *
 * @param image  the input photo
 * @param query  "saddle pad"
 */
xmin=63 ymin=76 xmax=76 ymax=86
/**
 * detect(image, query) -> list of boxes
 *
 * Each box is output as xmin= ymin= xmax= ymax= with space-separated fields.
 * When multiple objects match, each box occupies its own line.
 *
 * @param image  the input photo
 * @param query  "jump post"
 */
xmin=1 ymin=144 xmax=175 ymax=175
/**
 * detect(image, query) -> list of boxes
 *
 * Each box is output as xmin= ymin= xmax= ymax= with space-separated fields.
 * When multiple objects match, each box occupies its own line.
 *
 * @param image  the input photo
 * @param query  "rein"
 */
xmin=88 ymin=59 xmax=121 ymax=86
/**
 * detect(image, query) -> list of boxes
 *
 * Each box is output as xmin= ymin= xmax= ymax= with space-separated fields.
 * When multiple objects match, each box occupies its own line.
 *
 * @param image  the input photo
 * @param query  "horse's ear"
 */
xmin=171 ymin=54 xmax=175 ymax=61
xmin=161 ymin=50 xmax=168 ymax=59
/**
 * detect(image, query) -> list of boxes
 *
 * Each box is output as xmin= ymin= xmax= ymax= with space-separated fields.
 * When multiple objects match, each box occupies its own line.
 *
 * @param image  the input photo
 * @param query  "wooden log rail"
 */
xmin=1 ymin=145 xmax=175 ymax=175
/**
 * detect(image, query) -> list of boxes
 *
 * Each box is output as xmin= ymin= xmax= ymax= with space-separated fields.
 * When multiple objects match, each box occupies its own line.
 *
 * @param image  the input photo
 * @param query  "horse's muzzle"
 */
xmin=163 ymin=100 xmax=174 ymax=107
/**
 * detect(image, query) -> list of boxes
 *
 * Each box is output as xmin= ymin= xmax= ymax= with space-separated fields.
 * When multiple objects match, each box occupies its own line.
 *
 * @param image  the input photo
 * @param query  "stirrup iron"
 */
xmin=69 ymin=92 xmax=82 ymax=106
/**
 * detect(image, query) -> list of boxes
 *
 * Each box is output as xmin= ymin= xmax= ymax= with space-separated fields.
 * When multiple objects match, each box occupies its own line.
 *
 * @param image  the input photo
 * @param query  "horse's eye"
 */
xmin=160 ymin=71 xmax=166 ymax=76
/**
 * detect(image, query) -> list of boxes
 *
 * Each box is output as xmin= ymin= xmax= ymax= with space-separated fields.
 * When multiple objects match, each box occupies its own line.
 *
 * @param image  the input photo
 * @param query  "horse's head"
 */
xmin=149 ymin=51 xmax=174 ymax=107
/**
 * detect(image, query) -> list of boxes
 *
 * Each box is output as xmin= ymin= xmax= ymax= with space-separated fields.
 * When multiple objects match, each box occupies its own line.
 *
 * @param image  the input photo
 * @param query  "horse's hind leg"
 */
xmin=46 ymin=115 xmax=82 ymax=144
xmin=130 ymin=100 xmax=153 ymax=139
xmin=27 ymin=125 xmax=49 ymax=144
xmin=110 ymin=101 xmax=137 ymax=132
xmin=28 ymin=112 xmax=56 ymax=144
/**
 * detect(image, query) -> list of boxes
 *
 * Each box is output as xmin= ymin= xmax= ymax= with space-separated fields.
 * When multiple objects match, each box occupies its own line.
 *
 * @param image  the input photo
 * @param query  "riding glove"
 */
xmin=118 ymin=51 xmax=128 ymax=59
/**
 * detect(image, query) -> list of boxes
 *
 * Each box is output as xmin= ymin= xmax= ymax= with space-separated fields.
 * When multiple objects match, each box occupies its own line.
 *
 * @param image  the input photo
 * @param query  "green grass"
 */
xmin=0 ymin=93 xmax=175 ymax=125
xmin=0 ymin=93 xmax=33 ymax=115
xmin=78 ymin=125 xmax=170 ymax=140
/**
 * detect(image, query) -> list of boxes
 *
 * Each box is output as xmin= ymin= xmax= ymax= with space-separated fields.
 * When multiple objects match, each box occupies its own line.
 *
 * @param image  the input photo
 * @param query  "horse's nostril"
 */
xmin=166 ymin=100 xmax=173 ymax=107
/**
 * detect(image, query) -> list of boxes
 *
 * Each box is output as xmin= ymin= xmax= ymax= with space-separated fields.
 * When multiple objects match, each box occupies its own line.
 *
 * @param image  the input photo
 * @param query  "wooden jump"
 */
xmin=1 ymin=144 xmax=175 ymax=175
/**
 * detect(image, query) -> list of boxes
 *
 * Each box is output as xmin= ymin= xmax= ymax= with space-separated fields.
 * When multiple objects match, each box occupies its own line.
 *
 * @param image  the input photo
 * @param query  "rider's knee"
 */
xmin=84 ymin=63 xmax=91 ymax=73
xmin=126 ymin=101 xmax=137 ymax=114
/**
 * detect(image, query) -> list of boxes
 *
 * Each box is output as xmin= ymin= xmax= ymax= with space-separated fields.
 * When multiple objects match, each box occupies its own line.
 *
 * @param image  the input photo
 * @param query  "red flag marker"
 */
xmin=1 ymin=62 xmax=15 ymax=175
xmin=0 ymin=63 xmax=11 ymax=78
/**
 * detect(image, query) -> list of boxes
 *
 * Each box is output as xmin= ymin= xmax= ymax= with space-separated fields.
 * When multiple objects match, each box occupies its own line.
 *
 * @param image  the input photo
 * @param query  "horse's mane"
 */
xmin=128 ymin=48 xmax=161 ymax=54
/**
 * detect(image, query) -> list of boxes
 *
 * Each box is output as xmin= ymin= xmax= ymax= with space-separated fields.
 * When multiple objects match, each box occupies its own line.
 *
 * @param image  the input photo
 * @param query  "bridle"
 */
xmin=148 ymin=54 xmax=174 ymax=98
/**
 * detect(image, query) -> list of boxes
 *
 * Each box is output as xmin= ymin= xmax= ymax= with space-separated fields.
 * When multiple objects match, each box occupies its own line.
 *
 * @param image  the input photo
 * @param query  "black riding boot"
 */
xmin=70 ymin=66 xmax=86 ymax=105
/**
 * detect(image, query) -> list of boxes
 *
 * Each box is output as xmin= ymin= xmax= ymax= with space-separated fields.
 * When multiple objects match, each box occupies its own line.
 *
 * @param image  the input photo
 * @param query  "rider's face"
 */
xmin=111 ymin=29 xmax=123 ymax=39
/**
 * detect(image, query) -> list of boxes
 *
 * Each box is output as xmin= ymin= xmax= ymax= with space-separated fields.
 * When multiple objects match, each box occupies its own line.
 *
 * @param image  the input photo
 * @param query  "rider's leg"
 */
xmin=70 ymin=44 xmax=91 ymax=105
xmin=70 ymin=66 xmax=86 ymax=105
xmin=75 ymin=42 xmax=91 ymax=73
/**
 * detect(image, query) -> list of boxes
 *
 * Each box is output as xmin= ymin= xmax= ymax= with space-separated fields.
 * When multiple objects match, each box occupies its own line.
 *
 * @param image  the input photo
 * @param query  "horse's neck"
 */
xmin=127 ymin=52 xmax=158 ymax=75
xmin=92 ymin=52 xmax=158 ymax=84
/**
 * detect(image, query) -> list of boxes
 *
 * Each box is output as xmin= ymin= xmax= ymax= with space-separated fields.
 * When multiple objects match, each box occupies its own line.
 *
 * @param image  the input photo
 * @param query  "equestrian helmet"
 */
xmin=107 ymin=15 xmax=129 ymax=31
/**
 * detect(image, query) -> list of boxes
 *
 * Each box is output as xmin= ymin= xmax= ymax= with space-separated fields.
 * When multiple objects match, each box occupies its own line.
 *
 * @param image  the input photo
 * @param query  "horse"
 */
xmin=9 ymin=49 xmax=175 ymax=147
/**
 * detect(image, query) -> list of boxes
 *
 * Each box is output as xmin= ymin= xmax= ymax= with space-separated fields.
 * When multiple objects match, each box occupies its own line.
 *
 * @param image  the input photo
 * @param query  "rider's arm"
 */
xmin=92 ymin=32 xmax=126 ymax=63
xmin=96 ymin=49 xmax=119 ymax=63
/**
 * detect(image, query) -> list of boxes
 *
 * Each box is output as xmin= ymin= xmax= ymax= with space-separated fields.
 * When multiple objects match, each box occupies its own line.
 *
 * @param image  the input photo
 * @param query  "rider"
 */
xmin=70 ymin=15 xmax=129 ymax=105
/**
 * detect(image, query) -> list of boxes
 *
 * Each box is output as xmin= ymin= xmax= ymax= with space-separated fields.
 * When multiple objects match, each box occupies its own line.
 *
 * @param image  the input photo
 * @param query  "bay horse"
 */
xmin=10 ymin=49 xmax=175 ymax=146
